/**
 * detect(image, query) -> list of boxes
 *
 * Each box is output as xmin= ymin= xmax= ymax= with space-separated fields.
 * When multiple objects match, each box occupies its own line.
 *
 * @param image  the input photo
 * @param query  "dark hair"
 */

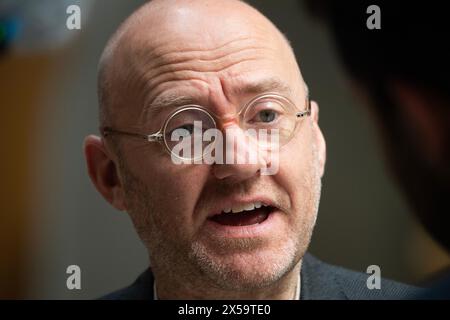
xmin=304 ymin=0 xmax=450 ymax=99
xmin=303 ymin=0 xmax=450 ymax=250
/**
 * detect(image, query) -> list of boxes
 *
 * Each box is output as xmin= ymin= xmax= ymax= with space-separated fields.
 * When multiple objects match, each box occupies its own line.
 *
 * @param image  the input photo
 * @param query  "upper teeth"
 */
xmin=222 ymin=202 xmax=267 ymax=214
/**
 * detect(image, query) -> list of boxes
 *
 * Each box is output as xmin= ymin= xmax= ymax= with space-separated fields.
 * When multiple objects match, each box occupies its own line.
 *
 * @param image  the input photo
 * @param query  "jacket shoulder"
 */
xmin=99 ymin=268 xmax=154 ymax=300
xmin=301 ymin=254 xmax=423 ymax=300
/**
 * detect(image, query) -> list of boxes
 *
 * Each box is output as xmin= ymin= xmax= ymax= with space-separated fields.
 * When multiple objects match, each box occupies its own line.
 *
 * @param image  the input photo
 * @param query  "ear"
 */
xmin=390 ymin=80 xmax=445 ymax=164
xmin=310 ymin=100 xmax=326 ymax=177
xmin=83 ymin=135 xmax=126 ymax=211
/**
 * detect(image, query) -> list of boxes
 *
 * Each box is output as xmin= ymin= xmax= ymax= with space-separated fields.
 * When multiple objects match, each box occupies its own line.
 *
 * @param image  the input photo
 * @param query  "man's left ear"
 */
xmin=310 ymin=100 xmax=326 ymax=177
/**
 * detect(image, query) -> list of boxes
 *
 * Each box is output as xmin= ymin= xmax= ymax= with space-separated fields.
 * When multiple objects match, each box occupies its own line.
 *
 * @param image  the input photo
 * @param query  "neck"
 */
xmin=153 ymin=262 xmax=302 ymax=300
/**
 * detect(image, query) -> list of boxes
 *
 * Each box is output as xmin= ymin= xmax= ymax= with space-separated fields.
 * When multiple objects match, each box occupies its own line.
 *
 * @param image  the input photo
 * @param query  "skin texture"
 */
xmin=85 ymin=0 xmax=326 ymax=299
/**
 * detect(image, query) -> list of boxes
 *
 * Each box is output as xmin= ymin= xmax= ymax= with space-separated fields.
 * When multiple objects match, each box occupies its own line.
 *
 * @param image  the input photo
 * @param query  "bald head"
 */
xmin=98 ymin=0 xmax=303 ymax=130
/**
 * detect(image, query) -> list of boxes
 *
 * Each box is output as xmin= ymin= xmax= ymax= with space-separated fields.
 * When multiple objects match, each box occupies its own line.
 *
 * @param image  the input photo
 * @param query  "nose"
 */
xmin=212 ymin=123 xmax=273 ymax=182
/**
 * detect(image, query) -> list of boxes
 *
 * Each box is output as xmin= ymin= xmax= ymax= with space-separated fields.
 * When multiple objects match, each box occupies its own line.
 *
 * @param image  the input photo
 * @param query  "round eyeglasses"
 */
xmin=102 ymin=93 xmax=311 ymax=161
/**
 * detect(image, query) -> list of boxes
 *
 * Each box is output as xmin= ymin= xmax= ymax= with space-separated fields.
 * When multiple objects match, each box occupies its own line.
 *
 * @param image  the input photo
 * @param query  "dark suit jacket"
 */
xmin=417 ymin=275 xmax=450 ymax=299
xmin=101 ymin=253 xmax=421 ymax=300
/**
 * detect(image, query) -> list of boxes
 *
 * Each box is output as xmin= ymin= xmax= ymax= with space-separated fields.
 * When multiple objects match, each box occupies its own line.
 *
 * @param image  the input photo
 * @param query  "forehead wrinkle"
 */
xmin=134 ymin=50 xmax=275 ymax=113
xmin=115 ymin=49 xmax=301 ymax=129
xmin=141 ymin=56 xmax=264 ymax=100
xmin=146 ymin=46 xmax=271 ymax=80
xmin=131 ymin=36 xmax=276 ymax=90
xmin=120 ymin=41 xmax=273 ymax=125
xmin=144 ymin=36 xmax=259 ymax=69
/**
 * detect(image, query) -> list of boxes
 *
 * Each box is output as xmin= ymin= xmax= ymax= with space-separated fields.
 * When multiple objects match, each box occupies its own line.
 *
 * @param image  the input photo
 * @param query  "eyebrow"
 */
xmin=144 ymin=77 xmax=297 ymax=118
xmin=233 ymin=77 xmax=293 ymax=97
xmin=144 ymin=94 xmax=198 ymax=119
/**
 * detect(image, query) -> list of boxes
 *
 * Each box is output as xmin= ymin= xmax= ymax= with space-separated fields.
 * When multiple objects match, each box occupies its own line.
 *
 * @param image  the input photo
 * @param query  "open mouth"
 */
xmin=208 ymin=202 xmax=276 ymax=227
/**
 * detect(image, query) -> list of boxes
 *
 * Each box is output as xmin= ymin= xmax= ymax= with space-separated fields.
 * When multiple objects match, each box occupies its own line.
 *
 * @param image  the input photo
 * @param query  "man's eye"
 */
xmin=254 ymin=109 xmax=278 ymax=123
xmin=169 ymin=124 xmax=195 ymax=137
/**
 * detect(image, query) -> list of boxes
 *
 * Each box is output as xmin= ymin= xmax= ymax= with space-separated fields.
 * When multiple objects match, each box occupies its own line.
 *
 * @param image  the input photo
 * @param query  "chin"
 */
xmin=189 ymin=237 xmax=301 ymax=290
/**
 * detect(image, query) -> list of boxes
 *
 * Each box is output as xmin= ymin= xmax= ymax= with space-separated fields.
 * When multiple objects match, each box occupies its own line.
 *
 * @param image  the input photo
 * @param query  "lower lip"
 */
xmin=203 ymin=209 xmax=282 ymax=238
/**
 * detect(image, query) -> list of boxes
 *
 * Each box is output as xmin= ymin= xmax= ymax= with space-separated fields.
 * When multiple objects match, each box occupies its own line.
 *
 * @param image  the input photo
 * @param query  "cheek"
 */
xmin=144 ymin=162 xmax=211 ymax=231
xmin=276 ymin=129 xmax=319 ymax=216
xmin=278 ymin=127 xmax=316 ymax=180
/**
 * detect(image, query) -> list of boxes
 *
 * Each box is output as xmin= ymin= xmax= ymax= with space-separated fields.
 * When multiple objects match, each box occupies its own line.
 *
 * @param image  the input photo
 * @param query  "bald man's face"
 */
xmin=94 ymin=0 xmax=326 ymax=292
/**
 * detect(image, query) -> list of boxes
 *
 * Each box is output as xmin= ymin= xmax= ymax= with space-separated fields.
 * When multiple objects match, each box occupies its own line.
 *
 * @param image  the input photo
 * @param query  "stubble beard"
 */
xmin=118 ymin=149 xmax=322 ymax=294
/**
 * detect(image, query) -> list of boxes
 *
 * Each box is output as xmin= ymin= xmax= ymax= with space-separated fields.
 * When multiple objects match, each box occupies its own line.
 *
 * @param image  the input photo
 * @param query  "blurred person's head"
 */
xmin=84 ymin=0 xmax=325 ymax=299
xmin=304 ymin=0 xmax=450 ymax=250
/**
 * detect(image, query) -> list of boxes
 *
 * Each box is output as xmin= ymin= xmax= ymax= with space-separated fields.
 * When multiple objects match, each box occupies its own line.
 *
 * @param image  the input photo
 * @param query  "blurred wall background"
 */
xmin=0 ymin=0 xmax=448 ymax=299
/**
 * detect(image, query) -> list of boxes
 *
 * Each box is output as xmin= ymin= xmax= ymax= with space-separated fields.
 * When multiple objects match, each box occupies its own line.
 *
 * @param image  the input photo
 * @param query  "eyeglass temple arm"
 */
xmin=101 ymin=127 xmax=163 ymax=142
xmin=295 ymin=98 xmax=312 ymax=118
